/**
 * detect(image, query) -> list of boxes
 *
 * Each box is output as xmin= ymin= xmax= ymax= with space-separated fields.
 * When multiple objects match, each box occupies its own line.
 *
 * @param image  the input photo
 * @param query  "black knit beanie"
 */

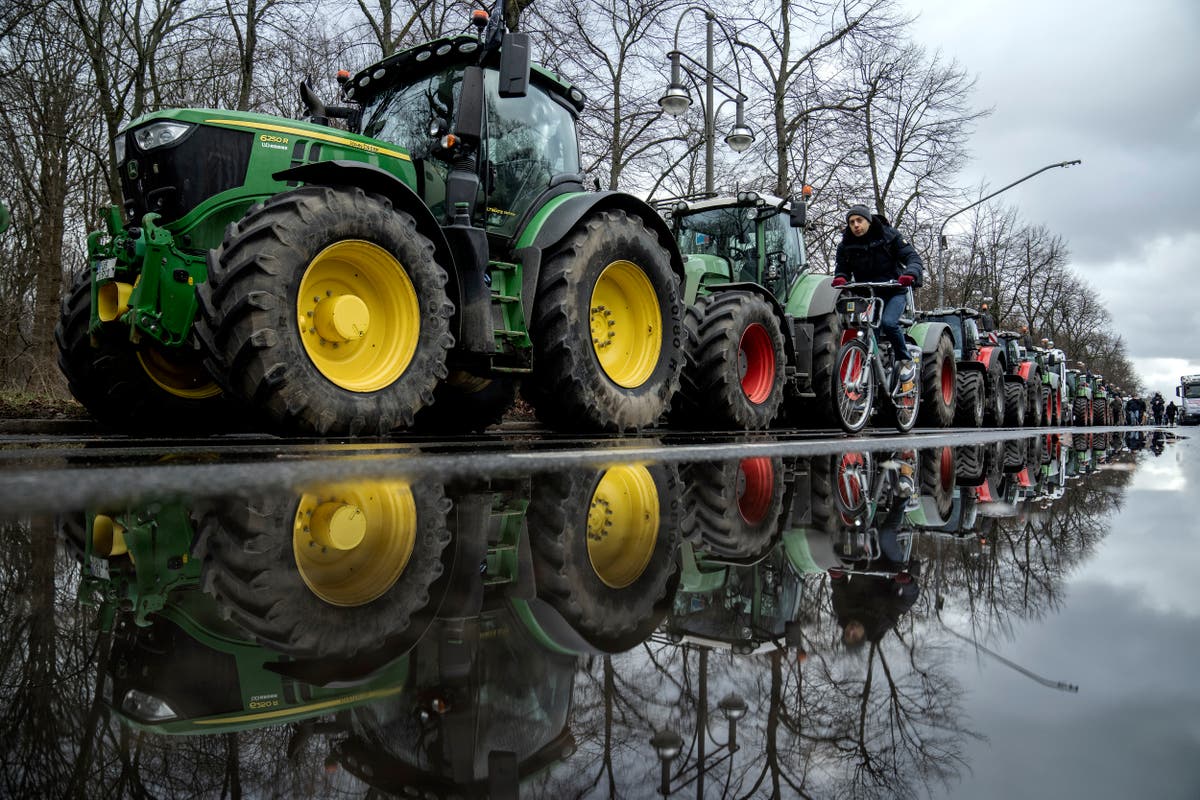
xmin=846 ymin=204 xmax=872 ymax=224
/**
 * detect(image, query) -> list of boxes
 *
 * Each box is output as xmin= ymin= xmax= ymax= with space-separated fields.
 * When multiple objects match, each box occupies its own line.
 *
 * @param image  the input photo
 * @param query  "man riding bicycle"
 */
xmin=832 ymin=205 xmax=923 ymax=390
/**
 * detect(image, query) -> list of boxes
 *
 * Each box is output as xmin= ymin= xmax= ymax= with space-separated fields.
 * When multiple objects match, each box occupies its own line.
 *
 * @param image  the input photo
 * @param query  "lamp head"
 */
xmin=659 ymin=84 xmax=691 ymax=116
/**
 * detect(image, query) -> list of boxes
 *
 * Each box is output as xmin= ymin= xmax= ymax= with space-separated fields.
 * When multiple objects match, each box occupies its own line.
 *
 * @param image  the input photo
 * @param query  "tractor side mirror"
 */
xmin=498 ymin=32 xmax=530 ymax=98
xmin=1176 ymin=387 xmax=1181 ymax=396
xmin=453 ymin=66 xmax=485 ymax=147
xmin=789 ymin=201 xmax=807 ymax=228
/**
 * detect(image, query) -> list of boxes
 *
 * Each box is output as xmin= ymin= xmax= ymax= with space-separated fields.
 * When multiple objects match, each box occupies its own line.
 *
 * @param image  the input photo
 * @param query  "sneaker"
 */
xmin=893 ymin=359 xmax=917 ymax=395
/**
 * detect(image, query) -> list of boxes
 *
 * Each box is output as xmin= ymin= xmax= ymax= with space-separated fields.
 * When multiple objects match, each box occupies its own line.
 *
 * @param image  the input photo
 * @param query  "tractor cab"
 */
xmin=345 ymin=30 xmax=586 ymax=237
xmin=663 ymin=191 xmax=808 ymax=301
xmin=916 ymin=307 xmax=982 ymax=359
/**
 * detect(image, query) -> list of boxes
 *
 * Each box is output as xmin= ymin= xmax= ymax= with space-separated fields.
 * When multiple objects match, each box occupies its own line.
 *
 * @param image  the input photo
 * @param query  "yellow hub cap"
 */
xmin=137 ymin=347 xmax=222 ymax=400
xmin=297 ymin=240 xmax=419 ymax=392
xmin=293 ymin=481 xmax=417 ymax=607
xmin=589 ymin=260 xmax=662 ymax=388
xmin=586 ymin=465 xmax=659 ymax=589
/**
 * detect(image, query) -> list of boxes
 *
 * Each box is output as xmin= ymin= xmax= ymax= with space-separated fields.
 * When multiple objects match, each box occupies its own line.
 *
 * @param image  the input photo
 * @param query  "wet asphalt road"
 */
xmin=0 ymin=421 xmax=1161 ymax=515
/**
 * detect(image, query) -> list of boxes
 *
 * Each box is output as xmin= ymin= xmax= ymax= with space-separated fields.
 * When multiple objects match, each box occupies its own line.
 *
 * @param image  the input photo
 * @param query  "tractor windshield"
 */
xmin=361 ymin=66 xmax=466 ymax=219
xmin=359 ymin=65 xmax=580 ymax=233
xmin=675 ymin=206 xmax=757 ymax=283
xmin=760 ymin=210 xmax=804 ymax=297
xmin=483 ymin=71 xmax=580 ymax=237
xmin=937 ymin=314 xmax=964 ymax=352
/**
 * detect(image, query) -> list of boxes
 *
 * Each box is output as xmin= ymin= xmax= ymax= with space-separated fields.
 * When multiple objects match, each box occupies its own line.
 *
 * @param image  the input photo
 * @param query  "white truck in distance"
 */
xmin=1175 ymin=375 xmax=1200 ymax=425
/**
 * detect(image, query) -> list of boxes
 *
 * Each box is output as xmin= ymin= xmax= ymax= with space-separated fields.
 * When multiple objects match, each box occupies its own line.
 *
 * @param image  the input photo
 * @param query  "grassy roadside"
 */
xmin=0 ymin=391 xmax=89 ymax=420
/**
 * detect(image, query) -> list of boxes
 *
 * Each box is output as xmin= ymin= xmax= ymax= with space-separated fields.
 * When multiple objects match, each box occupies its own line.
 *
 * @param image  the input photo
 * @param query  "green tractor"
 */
xmin=913 ymin=306 xmax=1005 ymax=428
xmin=662 ymin=191 xmax=955 ymax=429
xmin=57 ymin=6 xmax=684 ymax=435
xmin=1065 ymin=366 xmax=1094 ymax=425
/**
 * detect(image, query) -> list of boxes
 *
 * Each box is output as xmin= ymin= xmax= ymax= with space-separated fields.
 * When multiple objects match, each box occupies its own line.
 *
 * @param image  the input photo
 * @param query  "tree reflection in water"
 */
xmin=0 ymin=434 xmax=1157 ymax=798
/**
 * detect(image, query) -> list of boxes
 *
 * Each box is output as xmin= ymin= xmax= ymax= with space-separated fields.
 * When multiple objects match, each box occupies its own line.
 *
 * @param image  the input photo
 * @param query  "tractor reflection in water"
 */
xmin=59 ymin=461 xmax=682 ymax=797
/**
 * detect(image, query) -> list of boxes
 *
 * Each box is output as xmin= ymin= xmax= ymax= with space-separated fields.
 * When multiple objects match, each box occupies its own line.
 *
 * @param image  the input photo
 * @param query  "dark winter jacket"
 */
xmin=834 ymin=215 xmax=923 ymax=287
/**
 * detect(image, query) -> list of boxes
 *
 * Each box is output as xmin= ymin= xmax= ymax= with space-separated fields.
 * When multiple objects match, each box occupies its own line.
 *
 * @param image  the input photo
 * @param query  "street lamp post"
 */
xmin=936 ymin=159 xmax=1081 ymax=308
xmin=658 ymin=9 xmax=754 ymax=194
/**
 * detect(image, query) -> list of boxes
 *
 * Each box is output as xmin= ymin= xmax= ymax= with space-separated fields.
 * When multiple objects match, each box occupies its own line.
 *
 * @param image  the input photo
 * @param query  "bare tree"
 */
xmin=528 ymin=0 xmax=686 ymax=191
xmin=732 ymin=0 xmax=907 ymax=199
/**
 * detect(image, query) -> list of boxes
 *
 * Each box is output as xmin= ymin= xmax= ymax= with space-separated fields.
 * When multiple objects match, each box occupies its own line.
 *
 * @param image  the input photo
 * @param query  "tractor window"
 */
xmin=484 ymin=71 xmax=580 ymax=236
xmin=761 ymin=211 xmax=804 ymax=297
xmin=1185 ymin=384 xmax=1200 ymax=399
xmin=939 ymin=315 xmax=964 ymax=351
xmin=675 ymin=206 xmax=756 ymax=282
xmin=360 ymin=67 xmax=466 ymax=219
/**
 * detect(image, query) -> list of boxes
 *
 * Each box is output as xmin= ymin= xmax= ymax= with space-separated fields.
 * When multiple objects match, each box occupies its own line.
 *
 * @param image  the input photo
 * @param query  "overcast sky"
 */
xmin=902 ymin=0 xmax=1200 ymax=399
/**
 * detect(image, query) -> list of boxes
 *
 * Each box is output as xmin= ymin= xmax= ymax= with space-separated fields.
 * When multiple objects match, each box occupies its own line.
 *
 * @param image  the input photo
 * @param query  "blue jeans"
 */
xmin=879 ymin=292 xmax=910 ymax=362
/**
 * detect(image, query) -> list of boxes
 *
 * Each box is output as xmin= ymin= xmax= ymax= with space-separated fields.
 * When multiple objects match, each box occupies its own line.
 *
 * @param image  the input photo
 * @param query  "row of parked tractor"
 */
xmin=52 ymin=7 xmax=1127 ymax=437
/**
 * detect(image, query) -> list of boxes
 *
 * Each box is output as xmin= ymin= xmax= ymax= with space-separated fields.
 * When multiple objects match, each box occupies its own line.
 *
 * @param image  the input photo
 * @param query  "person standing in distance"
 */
xmin=832 ymin=204 xmax=923 ymax=385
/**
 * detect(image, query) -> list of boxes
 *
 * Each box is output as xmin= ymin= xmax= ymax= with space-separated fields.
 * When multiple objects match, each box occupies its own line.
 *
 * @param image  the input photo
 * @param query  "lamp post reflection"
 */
xmin=649 ymin=648 xmax=749 ymax=796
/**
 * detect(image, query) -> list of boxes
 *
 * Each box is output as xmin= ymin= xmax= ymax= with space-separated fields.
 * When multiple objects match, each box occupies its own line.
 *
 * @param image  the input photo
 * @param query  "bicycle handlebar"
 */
xmin=837 ymin=280 xmax=903 ymax=288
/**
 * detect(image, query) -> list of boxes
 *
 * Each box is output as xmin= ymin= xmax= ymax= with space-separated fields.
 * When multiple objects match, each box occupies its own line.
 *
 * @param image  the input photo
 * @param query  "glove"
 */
xmin=831 ymin=276 xmax=847 ymax=288
xmin=897 ymin=274 xmax=915 ymax=287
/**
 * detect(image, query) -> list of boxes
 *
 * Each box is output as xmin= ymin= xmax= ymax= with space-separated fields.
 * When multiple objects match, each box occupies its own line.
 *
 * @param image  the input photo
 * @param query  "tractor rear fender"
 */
xmin=512 ymin=191 xmax=685 ymax=330
xmin=1004 ymin=373 xmax=1026 ymax=385
xmin=957 ymin=360 xmax=986 ymax=375
xmin=905 ymin=320 xmax=953 ymax=354
xmin=271 ymin=160 xmax=462 ymax=324
xmin=976 ymin=345 xmax=1002 ymax=371
xmin=783 ymin=272 xmax=838 ymax=319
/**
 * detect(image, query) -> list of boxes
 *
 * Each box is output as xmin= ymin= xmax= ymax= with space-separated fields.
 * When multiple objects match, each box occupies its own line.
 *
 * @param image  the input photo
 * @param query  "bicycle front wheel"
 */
xmin=834 ymin=338 xmax=874 ymax=433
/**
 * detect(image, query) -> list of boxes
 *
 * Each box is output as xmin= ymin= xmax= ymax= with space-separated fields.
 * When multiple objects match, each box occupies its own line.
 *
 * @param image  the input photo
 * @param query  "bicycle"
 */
xmin=830 ymin=280 xmax=921 ymax=434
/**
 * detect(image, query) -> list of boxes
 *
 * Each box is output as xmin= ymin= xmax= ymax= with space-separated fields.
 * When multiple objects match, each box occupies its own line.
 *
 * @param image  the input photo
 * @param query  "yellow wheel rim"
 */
xmin=589 ymin=260 xmax=663 ymax=388
xmin=137 ymin=347 xmax=222 ymax=400
xmin=297 ymin=240 xmax=419 ymax=392
xmin=292 ymin=481 xmax=417 ymax=607
xmin=586 ymin=465 xmax=659 ymax=589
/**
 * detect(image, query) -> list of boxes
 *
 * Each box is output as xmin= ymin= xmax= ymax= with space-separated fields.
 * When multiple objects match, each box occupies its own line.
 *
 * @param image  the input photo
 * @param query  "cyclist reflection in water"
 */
xmin=832 ymin=499 xmax=920 ymax=649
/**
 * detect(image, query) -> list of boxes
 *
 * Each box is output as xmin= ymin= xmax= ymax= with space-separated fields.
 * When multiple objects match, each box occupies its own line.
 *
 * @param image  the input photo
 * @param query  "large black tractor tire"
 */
xmin=982 ymin=357 xmax=1007 ymax=427
xmin=1004 ymin=381 xmax=1026 ymax=427
xmin=55 ymin=271 xmax=232 ymax=433
xmin=682 ymin=457 xmax=785 ymax=561
xmin=954 ymin=371 xmax=985 ymax=428
xmin=673 ymin=292 xmax=785 ymax=430
xmin=527 ymin=463 xmax=681 ymax=651
xmin=1002 ymin=438 xmax=1027 ymax=469
xmin=412 ymin=373 xmax=517 ymax=433
xmin=955 ymin=443 xmax=986 ymax=486
xmin=1071 ymin=397 xmax=1090 ymax=427
xmin=920 ymin=446 xmax=956 ymax=523
xmin=1025 ymin=379 xmax=1044 ymax=427
xmin=197 ymin=186 xmax=454 ymax=436
xmin=918 ymin=334 xmax=957 ymax=428
xmin=525 ymin=210 xmax=683 ymax=432
xmin=198 ymin=480 xmax=451 ymax=660
xmin=781 ymin=312 xmax=841 ymax=428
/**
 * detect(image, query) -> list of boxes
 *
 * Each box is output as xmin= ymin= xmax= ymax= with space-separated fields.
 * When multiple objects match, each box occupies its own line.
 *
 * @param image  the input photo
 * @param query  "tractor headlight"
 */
xmin=121 ymin=688 xmax=180 ymax=722
xmin=132 ymin=121 xmax=194 ymax=151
